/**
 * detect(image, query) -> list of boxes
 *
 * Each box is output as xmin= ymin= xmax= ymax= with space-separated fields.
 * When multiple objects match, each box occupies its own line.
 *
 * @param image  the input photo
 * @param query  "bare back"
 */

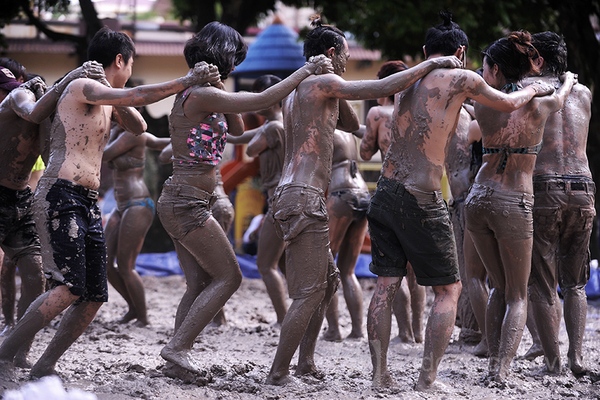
xmin=534 ymin=81 xmax=592 ymax=178
xmin=280 ymin=75 xmax=341 ymax=191
xmin=0 ymin=90 xmax=42 ymax=190
xmin=475 ymin=90 xmax=563 ymax=193
xmin=45 ymin=78 xmax=113 ymax=190
xmin=382 ymin=69 xmax=470 ymax=191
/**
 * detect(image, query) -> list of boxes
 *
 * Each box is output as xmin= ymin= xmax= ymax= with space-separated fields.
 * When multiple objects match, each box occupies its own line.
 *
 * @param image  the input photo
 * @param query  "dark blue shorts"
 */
xmin=34 ymin=178 xmax=108 ymax=302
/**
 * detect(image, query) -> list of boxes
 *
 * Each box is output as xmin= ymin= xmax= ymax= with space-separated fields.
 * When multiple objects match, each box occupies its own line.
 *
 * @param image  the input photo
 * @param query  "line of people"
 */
xmin=0 ymin=11 xmax=593 ymax=394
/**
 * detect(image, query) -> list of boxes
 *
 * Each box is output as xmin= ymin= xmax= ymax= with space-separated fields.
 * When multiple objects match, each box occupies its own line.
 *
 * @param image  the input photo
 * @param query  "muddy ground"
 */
xmin=1 ymin=275 xmax=599 ymax=399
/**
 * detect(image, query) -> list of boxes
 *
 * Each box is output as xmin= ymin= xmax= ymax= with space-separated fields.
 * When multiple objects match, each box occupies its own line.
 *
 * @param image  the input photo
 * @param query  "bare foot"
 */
xmin=295 ymin=364 xmax=325 ymax=380
xmin=118 ymin=310 xmax=137 ymax=324
xmin=265 ymin=371 xmax=292 ymax=386
xmin=569 ymin=357 xmax=587 ymax=376
xmin=133 ymin=319 xmax=149 ymax=328
xmin=346 ymin=331 xmax=364 ymax=340
xmin=390 ymin=334 xmax=414 ymax=344
xmin=29 ymin=364 xmax=57 ymax=379
xmin=160 ymin=346 xmax=201 ymax=373
xmin=473 ymin=339 xmax=489 ymax=358
xmin=414 ymin=331 xmax=424 ymax=343
xmin=322 ymin=328 xmax=342 ymax=342
xmin=14 ymin=352 xmax=32 ymax=369
xmin=520 ymin=343 xmax=544 ymax=361
xmin=372 ymin=370 xmax=395 ymax=388
xmin=481 ymin=372 xmax=507 ymax=389
xmin=415 ymin=380 xmax=452 ymax=393
xmin=162 ymin=361 xmax=213 ymax=386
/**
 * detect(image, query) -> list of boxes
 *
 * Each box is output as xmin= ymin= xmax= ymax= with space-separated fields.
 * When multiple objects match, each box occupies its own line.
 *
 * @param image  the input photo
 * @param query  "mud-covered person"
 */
xmin=103 ymin=122 xmax=170 ymax=327
xmin=359 ymin=60 xmax=426 ymax=344
xmin=0 ymin=26 xmax=220 ymax=379
xmin=321 ymin=128 xmax=370 ymax=342
xmin=365 ymin=13 xmax=555 ymax=391
xmin=156 ymin=21 xmax=334 ymax=375
xmin=0 ymin=61 xmax=106 ymax=367
xmin=265 ymin=15 xmax=462 ymax=386
xmin=526 ymin=31 xmax=594 ymax=376
xmin=464 ymin=31 xmax=575 ymax=386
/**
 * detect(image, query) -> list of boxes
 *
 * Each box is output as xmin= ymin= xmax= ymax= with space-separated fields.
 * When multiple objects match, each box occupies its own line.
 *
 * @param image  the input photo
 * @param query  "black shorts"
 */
xmin=367 ymin=177 xmax=460 ymax=286
xmin=34 ymin=178 xmax=108 ymax=302
xmin=0 ymin=185 xmax=41 ymax=260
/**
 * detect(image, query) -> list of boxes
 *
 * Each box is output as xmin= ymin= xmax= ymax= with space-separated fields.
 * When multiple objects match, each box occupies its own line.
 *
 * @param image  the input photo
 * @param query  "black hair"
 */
xmin=377 ymin=60 xmax=408 ymax=101
xmin=303 ymin=15 xmax=346 ymax=61
xmin=424 ymin=11 xmax=469 ymax=57
xmin=532 ymin=31 xmax=567 ymax=75
xmin=87 ymin=26 xmax=136 ymax=68
xmin=482 ymin=30 xmax=540 ymax=82
xmin=0 ymin=57 xmax=27 ymax=81
xmin=251 ymin=74 xmax=282 ymax=92
xmin=184 ymin=22 xmax=247 ymax=81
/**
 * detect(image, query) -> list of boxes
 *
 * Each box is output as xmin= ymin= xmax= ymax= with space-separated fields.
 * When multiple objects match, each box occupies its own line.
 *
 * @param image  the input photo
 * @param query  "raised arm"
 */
xmin=467 ymin=70 xmax=555 ymax=112
xmin=68 ymin=62 xmax=220 ymax=108
xmin=538 ymin=71 xmax=576 ymax=114
xmin=112 ymin=107 xmax=147 ymax=135
xmin=319 ymin=56 xmax=462 ymax=101
xmin=182 ymin=55 xmax=333 ymax=114
xmin=11 ymin=61 xmax=105 ymax=123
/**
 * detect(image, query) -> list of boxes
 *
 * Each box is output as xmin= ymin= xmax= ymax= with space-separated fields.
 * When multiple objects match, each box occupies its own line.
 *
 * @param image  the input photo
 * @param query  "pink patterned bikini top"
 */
xmin=169 ymin=88 xmax=228 ymax=168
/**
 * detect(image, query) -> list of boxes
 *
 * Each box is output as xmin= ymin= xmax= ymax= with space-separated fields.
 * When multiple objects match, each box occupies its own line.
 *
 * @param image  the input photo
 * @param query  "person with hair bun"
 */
xmin=360 ymin=60 xmax=427 ymax=345
xmin=365 ymin=13 xmax=555 ymax=391
xmin=265 ymin=14 xmax=462 ymax=386
xmin=464 ymin=30 xmax=576 ymax=386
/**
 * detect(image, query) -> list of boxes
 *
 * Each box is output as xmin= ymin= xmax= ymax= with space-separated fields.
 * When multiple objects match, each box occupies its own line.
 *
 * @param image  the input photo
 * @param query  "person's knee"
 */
xmin=560 ymin=285 xmax=586 ymax=300
xmin=433 ymin=280 xmax=462 ymax=299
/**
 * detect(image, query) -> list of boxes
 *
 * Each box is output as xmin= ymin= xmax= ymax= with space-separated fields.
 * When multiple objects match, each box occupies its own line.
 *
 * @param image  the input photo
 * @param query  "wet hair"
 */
xmin=377 ymin=60 xmax=408 ymax=101
xmin=482 ymin=30 xmax=540 ymax=82
xmin=303 ymin=15 xmax=346 ymax=61
xmin=26 ymin=72 xmax=46 ymax=83
xmin=251 ymin=74 xmax=282 ymax=92
xmin=532 ymin=31 xmax=567 ymax=75
xmin=424 ymin=11 xmax=469 ymax=57
xmin=184 ymin=22 xmax=247 ymax=81
xmin=252 ymin=74 xmax=283 ymax=106
xmin=0 ymin=57 xmax=27 ymax=81
xmin=87 ymin=26 xmax=136 ymax=68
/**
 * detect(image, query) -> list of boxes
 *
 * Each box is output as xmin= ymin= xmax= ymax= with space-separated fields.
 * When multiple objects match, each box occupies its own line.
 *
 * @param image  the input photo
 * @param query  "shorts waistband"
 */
xmin=470 ymin=183 xmax=534 ymax=203
xmin=275 ymin=183 xmax=325 ymax=196
xmin=378 ymin=176 xmax=443 ymax=202
xmin=52 ymin=179 xmax=99 ymax=200
xmin=533 ymin=176 xmax=595 ymax=193
xmin=162 ymin=179 xmax=216 ymax=202
xmin=0 ymin=184 xmax=32 ymax=198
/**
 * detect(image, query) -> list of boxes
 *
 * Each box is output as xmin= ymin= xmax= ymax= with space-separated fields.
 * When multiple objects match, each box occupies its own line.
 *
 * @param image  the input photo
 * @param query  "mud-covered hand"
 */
xmin=432 ymin=55 xmax=463 ymax=69
xmin=306 ymin=55 xmax=334 ymax=75
xmin=529 ymin=80 xmax=556 ymax=97
xmin=182 ymin=62 xmax=221 ymax=87
xmin=19 ymin=76 xmax=47 ymax=100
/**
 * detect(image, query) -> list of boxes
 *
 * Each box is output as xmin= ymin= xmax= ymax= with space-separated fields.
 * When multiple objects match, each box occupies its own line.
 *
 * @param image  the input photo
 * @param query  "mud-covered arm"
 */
xmin=359 ymin=108 xmax=381 ymax=161
xmin=158 ymin=143 xmax=173 ymax=165
xmin=181 ymin=56 xmax=333 ymax=113
xmin=144 ymin=132 xmax=171 ymax=151
xmin=336 ymin=99 xmax=360 ymax=132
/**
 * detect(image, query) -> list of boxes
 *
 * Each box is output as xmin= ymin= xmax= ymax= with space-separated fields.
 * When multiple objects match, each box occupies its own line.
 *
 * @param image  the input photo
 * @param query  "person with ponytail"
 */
xmin=464 ymin=31 xmax=576 ymax=386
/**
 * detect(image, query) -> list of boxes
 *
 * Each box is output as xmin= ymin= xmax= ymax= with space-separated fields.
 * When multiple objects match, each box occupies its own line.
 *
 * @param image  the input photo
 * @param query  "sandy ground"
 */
xmin=1 ymin=275 xmax=600 ymax=399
